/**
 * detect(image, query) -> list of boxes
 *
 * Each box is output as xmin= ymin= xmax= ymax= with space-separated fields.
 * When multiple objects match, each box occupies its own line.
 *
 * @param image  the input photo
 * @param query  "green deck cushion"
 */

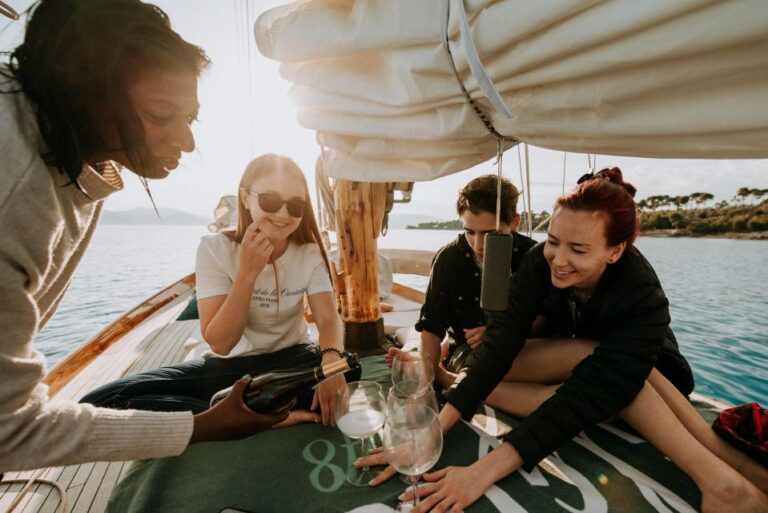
xmin=107 ymin=356 xmax=707 ymax=513
xmin=176 ymin=294 xmax=199 ymax=321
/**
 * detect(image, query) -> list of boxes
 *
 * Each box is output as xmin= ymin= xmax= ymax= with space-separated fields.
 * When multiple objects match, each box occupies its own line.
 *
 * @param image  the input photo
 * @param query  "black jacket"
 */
xmin=445 ymin=242 xmax=693 ymax=470
xmin=415 ymin=232 xmax=537 ymax=346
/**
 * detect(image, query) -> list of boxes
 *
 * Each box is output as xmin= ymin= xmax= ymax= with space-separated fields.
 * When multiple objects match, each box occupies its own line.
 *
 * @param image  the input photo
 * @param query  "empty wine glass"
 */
xmin=391 ymin=350 xmax=434 ymax=392
xmin=335 ymin=381 xmax=387 ymax=486
xmin=387 ymin=380 xmax=439 ymax=418
xmin=383 ymin=404 xmax=443 ymax=512
xmin=387 ymin=381 xmax=440 ymax=485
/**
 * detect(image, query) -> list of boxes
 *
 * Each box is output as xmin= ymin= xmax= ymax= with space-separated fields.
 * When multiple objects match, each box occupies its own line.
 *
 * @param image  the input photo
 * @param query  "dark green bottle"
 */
xmin=210 ymin=352 xmax=360 ymax=414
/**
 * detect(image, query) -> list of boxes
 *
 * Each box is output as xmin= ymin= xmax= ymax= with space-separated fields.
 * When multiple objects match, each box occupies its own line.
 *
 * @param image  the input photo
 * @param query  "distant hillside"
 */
xmin=407 ymin=211 xmax=551 ymax=231
xmin=386 ymin=213 xmax=446 ymax=229
xmin=408 ymin=219 xmax=462 ymax=230
xmin=101 ymin=208 xmax=208 ymax=225
xmin=640 ymin=201 xmax=767 ymax=236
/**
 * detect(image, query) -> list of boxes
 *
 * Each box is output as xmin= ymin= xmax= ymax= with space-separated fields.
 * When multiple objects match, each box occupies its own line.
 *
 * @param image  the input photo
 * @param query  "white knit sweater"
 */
xmin=0 ymin=81 xmax=193 ymax=472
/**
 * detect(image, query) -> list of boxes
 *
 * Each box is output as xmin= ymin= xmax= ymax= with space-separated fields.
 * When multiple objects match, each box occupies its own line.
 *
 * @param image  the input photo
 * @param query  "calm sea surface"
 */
xmin=37 ymin=225 xmax=768 ymax=405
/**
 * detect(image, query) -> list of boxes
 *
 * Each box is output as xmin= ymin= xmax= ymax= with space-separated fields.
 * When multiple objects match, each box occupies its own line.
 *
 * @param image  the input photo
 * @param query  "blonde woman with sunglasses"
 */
xmin=82 ymin=154 xmax=358 ymax=426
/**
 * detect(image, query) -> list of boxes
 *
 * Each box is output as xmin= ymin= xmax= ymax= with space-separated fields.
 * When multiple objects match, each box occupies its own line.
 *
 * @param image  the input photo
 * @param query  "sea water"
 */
xmin=35 ymin=225 xmax=768 ymax=405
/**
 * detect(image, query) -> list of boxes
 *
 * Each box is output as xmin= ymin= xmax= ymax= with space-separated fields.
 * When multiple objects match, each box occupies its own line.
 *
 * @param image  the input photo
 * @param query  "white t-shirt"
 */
xmin=195 ymin=234 xmax=333 ymax=357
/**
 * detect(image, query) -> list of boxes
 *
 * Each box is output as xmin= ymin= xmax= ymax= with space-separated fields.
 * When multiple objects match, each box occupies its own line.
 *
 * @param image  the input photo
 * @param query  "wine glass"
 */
xmin=383 ymin=404 xmax=443 ymax=512
xmin=391 ymin=350 xmax=434 ymax=392
xmin=335 ymin=381 xmax=387 ymax=486
xmin=386 ymin=380 xmax=439 ymax=423
xmin=387 ymin=380 xmax=440 ymax=485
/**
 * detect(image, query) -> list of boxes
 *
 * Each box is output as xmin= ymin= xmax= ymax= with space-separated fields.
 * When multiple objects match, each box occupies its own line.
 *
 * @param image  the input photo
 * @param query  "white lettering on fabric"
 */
xmin=573 ymin=432 xmax=696 ymax=513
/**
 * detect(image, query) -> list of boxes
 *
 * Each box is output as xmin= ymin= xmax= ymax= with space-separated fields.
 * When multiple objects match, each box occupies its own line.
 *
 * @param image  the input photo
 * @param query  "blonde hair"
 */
xmin=224 ymin=154 xmax=331 ymax=278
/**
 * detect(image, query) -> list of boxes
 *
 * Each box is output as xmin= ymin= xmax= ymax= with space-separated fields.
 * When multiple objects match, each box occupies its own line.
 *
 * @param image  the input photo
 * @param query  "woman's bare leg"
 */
xmin=435 ymin=337 xmax=596 ymax=410
xmin=648 ymin=369 xmax=768 ymax=494
xmin=621 ymin=381 xmax=768 ymax=513
xmin=483 ymin=382 xmax=560 ymax=417
xmin=436 ymin=337 xmax=767 ymax=510
xmin=436 ymin=368 xmax=558 ymax=417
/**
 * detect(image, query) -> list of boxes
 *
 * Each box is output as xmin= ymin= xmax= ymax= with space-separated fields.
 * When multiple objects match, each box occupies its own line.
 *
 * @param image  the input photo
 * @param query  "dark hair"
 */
xmin=557 ymin=167 xmax=639 ymax=247
xmin=456 ymin=174 xmax=520 ymax=226
xmin=3 ymin=0 xmax=209 ymax=183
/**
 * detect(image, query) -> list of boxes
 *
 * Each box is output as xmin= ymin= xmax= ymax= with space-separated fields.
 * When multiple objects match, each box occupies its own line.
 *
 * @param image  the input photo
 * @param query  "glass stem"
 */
xmin=359 ymin=437 xmax=370 ymax=472
xmin=410 ymin=474 xmax=420 ymax=506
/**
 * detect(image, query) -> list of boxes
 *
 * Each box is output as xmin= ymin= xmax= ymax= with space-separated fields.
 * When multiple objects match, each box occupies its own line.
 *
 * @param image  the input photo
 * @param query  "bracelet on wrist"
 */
xmin=320 ymin=348 xmax=346 ymax=359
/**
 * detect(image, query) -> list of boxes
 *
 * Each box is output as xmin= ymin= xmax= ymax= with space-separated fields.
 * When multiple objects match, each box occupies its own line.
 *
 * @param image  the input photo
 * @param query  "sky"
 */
xmin=2 ymin=0 xmax=766 ymax=222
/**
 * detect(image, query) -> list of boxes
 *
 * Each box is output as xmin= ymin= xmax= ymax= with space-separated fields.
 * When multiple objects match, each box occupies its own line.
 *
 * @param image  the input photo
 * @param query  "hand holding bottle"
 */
xmin=274 ymin=409 xmax=322 ymax=428
xmin=190 ymin=376 xmax=287 ymax=443
xmin=238 ymin=222 xmax=273 ymax=282
xmin=210 ymin=353 xmax=360 ymax=415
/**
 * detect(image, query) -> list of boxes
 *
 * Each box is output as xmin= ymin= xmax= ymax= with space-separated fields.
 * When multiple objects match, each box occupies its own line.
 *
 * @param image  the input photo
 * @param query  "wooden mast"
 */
xmin=332 ymin=180 xmax=388 ymax=355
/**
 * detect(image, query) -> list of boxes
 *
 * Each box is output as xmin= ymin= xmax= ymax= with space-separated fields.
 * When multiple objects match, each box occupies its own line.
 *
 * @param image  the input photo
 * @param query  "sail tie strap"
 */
xmin=441 ymin=0 xmax=514 ymax=140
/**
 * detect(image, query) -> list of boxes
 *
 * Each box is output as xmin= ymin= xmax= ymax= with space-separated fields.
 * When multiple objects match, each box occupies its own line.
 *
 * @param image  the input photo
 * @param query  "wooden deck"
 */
xmin=0 ymin=281 xmax=425 ymax=513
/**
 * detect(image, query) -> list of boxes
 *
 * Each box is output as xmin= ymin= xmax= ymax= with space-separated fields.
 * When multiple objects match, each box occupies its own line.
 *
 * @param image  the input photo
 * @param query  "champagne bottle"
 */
xmin=210 ymin=352 xmax=361 ymax=414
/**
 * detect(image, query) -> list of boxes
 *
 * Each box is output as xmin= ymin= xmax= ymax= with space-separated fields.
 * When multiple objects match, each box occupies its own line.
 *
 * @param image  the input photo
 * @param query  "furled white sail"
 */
xmin=255 ymin=0 xmax=768 ymax=181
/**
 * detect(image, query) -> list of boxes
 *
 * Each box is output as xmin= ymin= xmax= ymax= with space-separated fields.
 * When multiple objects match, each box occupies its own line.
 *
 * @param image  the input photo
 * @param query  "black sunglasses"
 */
xmin=249 ymin=191 xmax=307 ymax=217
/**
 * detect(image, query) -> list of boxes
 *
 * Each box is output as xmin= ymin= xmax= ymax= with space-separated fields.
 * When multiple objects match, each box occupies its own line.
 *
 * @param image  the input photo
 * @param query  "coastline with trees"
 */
xmin=407 ymin=187 xmax=768 ymax=240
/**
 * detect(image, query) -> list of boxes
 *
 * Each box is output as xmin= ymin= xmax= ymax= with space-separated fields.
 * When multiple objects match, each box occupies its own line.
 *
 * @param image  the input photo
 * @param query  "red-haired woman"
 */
xmin=365 ymin=168 xmax=768 ymax=512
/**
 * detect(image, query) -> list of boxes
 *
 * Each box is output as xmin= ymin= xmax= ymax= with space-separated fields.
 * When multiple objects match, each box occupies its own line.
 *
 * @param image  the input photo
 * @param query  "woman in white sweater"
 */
xmin=0 ymin=0 xmax=284 ymax=474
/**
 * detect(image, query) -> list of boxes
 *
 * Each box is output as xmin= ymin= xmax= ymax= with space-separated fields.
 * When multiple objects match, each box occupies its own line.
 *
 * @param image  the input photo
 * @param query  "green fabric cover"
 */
xmin=107 ymin=357 xmax=709 ymax=513
xmin=176 ymin=294 xmax=199 ymax=321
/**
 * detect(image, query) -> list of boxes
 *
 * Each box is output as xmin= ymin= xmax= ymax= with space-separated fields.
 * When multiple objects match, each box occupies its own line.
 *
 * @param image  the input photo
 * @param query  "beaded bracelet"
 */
xmin=320 ymin=347 xmax=347 ymax=358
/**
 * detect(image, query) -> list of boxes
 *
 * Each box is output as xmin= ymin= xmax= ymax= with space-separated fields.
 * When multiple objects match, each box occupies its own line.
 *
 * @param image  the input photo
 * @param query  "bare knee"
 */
xmin=505 ymin=337 xmax=597 ymax=384
xmin=486 ymin=382 xmax=560 ymax=417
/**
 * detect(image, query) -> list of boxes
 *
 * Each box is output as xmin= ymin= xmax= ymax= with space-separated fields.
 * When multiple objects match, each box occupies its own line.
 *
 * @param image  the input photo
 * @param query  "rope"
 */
xmin=516 ymin=145 xmax=527 ymax=230
xmin=494 ymin=139 xmax=503 ymax=231
xmin=0 ymin=1 xmax=19 ymax=20
xmin=315 ymin=152 xmax=336 ymax=232
xmin=524 ymin=144 xmax=533 ymax=238
xmin=245 ymin=0 xmax=256 ymax=156
xmin=562 ymin=152 xmax=568 ymax=194
xmin=533 ymin=214 xmax=552 ymax=233
xmin=1 ymin=470 xmax=67 ymax=513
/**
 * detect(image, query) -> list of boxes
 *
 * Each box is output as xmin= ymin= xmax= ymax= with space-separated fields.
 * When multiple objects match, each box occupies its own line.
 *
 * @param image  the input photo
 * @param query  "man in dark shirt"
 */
xmin=409 ymin=175 xmax=536 ymax=377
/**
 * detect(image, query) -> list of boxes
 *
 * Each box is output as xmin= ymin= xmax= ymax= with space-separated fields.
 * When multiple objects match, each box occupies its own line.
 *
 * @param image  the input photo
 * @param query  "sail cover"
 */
xmin=255 ymin=0 xmax=768 ymax=182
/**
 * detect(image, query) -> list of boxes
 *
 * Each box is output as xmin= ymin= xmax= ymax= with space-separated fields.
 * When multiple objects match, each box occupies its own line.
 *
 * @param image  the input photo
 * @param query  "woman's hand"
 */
xmin=191 ymin=376 xmax=287 ymax=443
xmin=384 ymin=346 xmax=401 ymax=368
xmin=238 ymin=222 xmax=273 ymax=282
xmin=406 ymin=465 xmax=493 ymax=513
xmin=354 ymin=447 xmax=399 ymax=485
xmin=274 ymin=409 xmax=321 ymax=428
xmin=312 ymin=373 xmax=345 ymax=426
xmin=406 ymin=442 xmax=524 ymax=511
xmin=463 ymin=325 xmax=487 ymax=349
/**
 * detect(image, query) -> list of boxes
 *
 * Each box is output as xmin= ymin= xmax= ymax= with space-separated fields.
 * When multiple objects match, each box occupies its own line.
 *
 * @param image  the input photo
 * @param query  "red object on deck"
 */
xmin=712 ymin=402 xmax=768 ymax=466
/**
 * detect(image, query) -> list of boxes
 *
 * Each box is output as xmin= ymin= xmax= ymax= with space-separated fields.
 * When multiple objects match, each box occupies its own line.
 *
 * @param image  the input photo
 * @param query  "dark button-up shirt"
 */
xmin=415 ymin=232 xmax=536 ymax=346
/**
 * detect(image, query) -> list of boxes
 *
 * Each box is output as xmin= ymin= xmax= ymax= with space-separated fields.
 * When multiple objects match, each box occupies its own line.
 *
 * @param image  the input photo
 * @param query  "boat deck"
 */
xmin=0 ymin=271 xmax=726 ymax=513
xmin=0 ymin=281 xmax=425 ymax=513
